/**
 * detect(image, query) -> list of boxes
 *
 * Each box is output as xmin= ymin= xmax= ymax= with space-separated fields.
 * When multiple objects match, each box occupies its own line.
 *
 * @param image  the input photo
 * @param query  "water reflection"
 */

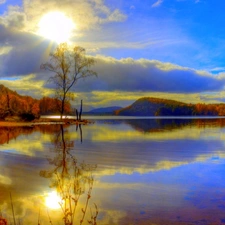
xmin=40 ymin=125 xmax=97 ymax=225
xmin=1 ymin=118 xmax=225 ymax=146
xmin=0 ymin=126 xmax=34 ymax=144
xmin=1 ymin=118 xmax=225 ymax=224
xmin=0 ymin=124 xmax=98 ymax=225
xmin=96 ymin=117 xmax=225 ymax=133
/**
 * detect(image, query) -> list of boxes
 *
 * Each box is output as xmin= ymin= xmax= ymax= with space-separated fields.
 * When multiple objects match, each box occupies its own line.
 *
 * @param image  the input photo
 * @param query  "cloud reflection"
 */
xmin=0 ymin=119 xmax=225 ymax=223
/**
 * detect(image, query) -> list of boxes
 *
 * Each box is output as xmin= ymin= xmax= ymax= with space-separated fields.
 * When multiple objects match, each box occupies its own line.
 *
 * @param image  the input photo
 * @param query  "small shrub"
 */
xmin=19 ymin=113 xmax=35 ymax=121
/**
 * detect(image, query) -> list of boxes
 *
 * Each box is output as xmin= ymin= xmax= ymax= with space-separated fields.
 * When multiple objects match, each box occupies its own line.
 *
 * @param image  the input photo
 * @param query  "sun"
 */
xmin=38 ymin=11 xmax=75 ymax=43
xmin=45 ymin=191 xmax=62 ymax=209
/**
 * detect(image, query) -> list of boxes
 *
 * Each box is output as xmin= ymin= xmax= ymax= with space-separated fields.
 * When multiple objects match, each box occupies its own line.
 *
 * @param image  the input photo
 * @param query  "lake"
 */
xmin=1 ymin=117 xmax=225 ymax=225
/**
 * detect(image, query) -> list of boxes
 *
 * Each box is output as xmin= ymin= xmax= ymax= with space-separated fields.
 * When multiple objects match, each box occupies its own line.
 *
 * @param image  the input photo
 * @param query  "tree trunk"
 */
xmin=6 ymin=90 xmax=11 ymax=116
xmin=79 ymin=124 xmax=82 ymax=143
xmin=76 ymin=109 xmax=79 ymax=120
xmin=60 ymin=97 xmax=65 ymax=119
xmin=6 ymin=91 xmax=10 ymax=111
xmin=79 ymin=100 xmax=83 ymax=121
xmin=60 ymin=125 xmax=68 ymax=177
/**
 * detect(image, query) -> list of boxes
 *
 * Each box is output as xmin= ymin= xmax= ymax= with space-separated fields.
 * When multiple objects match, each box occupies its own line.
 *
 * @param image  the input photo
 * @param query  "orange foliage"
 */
xmin=39 ymin=97 xmax=71 ymax=115
xmin=0 ymin=217 xmax=7 ymax=225
xmin=0 ymin=85 xmax=72 ymax=118
xmin=0 ymin=85 xmax=41 ymax=118
xmin=31 ymin=102 xmax=40 ymax=117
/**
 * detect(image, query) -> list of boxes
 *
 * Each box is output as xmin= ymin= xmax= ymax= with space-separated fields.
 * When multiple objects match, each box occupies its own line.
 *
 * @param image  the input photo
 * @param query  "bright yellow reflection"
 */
xmin=45 ymin=191 xmax=62 ymax=209
xmin=38 ymin=11 xmax=75 ymax=43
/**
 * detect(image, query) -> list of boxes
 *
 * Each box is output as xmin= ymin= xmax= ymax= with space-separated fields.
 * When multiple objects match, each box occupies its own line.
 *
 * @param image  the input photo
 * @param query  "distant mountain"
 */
xmin=88 ymin=106 xmax=122 ymax=114
xmin=73 ymin=104 xmax=95 ymax=112
xmin=114 ymin=97 xmax=189 ymax=116
xmin=114 ymin=97 xmax=225 ymax=116
xmin=87 ymin=106 xmax=122 ymax=114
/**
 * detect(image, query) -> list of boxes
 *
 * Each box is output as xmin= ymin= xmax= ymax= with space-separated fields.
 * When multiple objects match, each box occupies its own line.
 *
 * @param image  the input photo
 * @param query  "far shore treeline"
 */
xmin=115 ymin=97 xmax=225 ymax=116
xmin=2 ymin=84 xmax=225 ymax=121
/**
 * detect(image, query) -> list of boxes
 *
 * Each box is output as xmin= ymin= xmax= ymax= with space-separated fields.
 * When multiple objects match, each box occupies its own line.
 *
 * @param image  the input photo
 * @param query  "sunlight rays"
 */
xmin=38 ymin=11 xmax=76 ymax=44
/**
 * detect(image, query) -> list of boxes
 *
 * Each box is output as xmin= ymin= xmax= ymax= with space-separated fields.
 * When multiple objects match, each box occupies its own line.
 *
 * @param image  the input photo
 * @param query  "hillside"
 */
xmin=114 ymin=97 xmax=193 ymax=116
xmin=114 ymin=97 xmax=225 ymax=116
xmin=0 ymin=84 xmax=40 ymax=119
xmin=0 ymin=84 xmax=71 ymax=120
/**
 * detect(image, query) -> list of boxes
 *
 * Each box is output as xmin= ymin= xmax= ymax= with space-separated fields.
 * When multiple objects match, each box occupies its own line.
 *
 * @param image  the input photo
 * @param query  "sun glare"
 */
xmin=38 ymin=11 xmax=75 ymax=43
xmin=45 ymin=191 xmax=62 ymax=209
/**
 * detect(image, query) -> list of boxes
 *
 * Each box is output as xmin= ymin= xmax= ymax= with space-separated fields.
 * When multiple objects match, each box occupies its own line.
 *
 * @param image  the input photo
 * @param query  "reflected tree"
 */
xmin=76 ymin=124 xmax=83 ymax=143
xmin=40 ymin=125 xmax=97 ymax=225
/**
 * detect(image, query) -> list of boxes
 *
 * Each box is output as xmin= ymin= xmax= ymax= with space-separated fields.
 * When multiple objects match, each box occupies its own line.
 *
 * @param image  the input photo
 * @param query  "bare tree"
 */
xmin=41 ymin=43 xmax=97 ymax=119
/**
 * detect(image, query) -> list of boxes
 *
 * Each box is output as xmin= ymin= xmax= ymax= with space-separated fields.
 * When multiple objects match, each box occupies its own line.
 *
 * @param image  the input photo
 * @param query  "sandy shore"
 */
xmin=0 ymin=121 xmax=34 ymax=127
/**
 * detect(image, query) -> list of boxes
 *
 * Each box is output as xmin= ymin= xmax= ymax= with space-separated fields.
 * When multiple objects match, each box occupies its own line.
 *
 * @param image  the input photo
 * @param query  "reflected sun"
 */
xmin=38 ymin=11 xmax=75 ymax=43
xmin=45 ymin=191 xmax=62 ymax=209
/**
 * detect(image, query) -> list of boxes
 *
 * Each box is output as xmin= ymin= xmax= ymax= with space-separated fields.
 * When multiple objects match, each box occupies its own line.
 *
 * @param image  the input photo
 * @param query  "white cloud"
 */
xmin=152 ymin=0 xmax=163 ymax=8
xmin=0 ymin=46 xmax=12 ymax=55
xmin=2 ymin=6 xmax=27 ymax=30
xmin=0 ymin=0 xmax=6 ymax=5
xmin=75 ymin=56 xmax=225 ymax=94
xmin=21 ymin=0 xmax=126 ymax=32
xmin=0 ymin=174 xmax=11 ymax=185
xmin=0 ymin=0 xmax=127 ymax=43
xmin=106 ymin=9 xmax=127 ymax=22
xmin=0 ymin=30 xmax=224 ymax=100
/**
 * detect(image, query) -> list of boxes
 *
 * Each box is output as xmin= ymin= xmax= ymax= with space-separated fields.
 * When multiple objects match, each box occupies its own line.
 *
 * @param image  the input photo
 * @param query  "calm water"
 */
xmin=1 ymin=118 xmax=225 ymax=224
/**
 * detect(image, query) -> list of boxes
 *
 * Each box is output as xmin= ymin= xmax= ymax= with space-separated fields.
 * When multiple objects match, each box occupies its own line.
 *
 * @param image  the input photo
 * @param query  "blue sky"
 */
xmin=1 ymin=0 xmax=225 ymax=107
xmin=99 ymin=0 xmax=225 ymax=70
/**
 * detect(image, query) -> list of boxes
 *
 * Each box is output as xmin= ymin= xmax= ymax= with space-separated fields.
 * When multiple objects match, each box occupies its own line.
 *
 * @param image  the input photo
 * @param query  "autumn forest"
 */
xmin=0 ymin=84 xmax=71 ymax=121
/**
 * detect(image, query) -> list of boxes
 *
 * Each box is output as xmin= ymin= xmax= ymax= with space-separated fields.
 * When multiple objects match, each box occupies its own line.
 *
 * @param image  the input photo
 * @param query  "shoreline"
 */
xmin=2 ymin=115 xmax=225 ymax=127
xmin=0 ymin=118 xmax=93 ymax=127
